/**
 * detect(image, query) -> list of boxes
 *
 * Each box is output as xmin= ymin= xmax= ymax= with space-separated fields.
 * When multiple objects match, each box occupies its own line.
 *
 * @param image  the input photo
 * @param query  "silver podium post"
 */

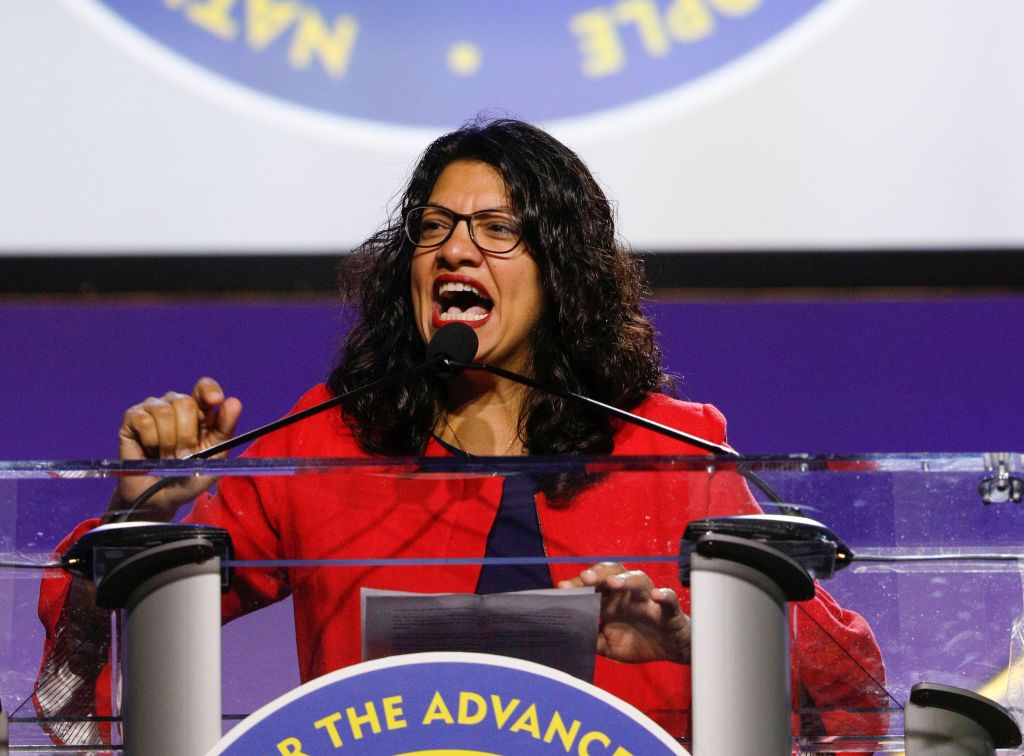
xmin=1 ymin=705 xmax=9 ymax=756
xmin=687 ymin=532 xmax=815 ymax=756
xmin=905 ymin=682 xmax=1021 ymax=756
xmin=66 ymin=522 xmax=232 ymax=756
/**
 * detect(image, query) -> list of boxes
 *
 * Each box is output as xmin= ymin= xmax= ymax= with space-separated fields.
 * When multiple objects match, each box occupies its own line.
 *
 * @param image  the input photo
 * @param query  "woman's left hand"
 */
xmin=558 ymin=562 xmax=691 ymax=665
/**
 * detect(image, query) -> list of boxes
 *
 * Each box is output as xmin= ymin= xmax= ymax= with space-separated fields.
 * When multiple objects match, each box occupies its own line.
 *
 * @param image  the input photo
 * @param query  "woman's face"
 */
xmin=410 ymin=159 xmax=543 ymax=376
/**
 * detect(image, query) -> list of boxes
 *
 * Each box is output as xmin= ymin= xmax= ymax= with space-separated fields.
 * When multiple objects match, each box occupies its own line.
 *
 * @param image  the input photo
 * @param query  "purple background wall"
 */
xmin=3 ymin=295 xmax=1021 ymax=460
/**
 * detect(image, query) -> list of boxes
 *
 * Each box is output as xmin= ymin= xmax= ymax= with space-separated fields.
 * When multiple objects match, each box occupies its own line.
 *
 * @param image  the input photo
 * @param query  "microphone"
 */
xmin=114 ymin=325 xmax=477 ymax=521
xmin=424 ymin=321 xmax=478 ymax=378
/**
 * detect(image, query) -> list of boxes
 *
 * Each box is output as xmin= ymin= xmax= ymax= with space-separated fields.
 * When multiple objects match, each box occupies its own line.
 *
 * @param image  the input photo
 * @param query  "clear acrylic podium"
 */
xmin=2 ymin=453 xmax=1023 ymax=754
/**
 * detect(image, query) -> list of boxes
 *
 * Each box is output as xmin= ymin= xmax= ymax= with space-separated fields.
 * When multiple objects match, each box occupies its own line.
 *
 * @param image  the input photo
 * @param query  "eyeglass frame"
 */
xmin=403 ymin=204 xmax=525 ymax=255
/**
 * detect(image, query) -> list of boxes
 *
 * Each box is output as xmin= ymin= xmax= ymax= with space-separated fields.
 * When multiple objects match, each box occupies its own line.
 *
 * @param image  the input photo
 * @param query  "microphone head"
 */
xmin=425 ymin=323 xmax=478 ymax=378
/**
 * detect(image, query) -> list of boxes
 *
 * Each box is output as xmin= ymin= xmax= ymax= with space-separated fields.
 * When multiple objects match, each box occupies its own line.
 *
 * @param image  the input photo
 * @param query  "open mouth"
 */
xmin=433 ymin=279 xmax=494 ymax=326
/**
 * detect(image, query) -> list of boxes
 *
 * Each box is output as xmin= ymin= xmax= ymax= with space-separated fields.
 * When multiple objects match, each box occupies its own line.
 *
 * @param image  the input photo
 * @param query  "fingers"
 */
xmin=119 ymin=401 xmax=152 ymax=460
xmin=192 ymin=377 xmax=243 ymax=445
xmin=165 ymin=391 xmax=200 ymax=455
xmin=559 ymin=563 xmax=656 ymax=596
xmin=119 ymin=396 xmax=180 ymax=459
xmin=557 ymin=561 xmax=626 ymax=589
xmin=119 ymin=379 xmax=240 ymax=460
xmin=212 ymin=396 xmax=243 ymax=441
xmin=192 ymin=376 xmax=225 ymax=412
xmin=558 ymin=563 xmax=678 ymax=611
xmin=603 ymin=569 xmax=655 ymax=595
xmin=651 ymin=586 xmax=682 ymax=616
xmin=559 ymin=563 xmax=678 ymax=611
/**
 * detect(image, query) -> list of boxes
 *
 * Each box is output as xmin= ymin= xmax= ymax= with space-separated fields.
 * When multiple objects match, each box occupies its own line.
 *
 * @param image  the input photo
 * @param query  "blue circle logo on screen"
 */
xmin=209 ymin=652 xmax=689 ymax=755
xmin=74 ymin=0 xmax=832 ymax=131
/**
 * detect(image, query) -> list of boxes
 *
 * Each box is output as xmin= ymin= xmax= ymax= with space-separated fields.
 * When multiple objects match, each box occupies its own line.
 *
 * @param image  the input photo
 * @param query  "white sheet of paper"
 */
xmin=361 ymin=587 xmax=600 ymax=681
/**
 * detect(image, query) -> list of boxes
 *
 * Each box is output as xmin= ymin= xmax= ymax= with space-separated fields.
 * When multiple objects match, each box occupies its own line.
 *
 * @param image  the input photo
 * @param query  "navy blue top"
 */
xmin=433 ymin=435 xmax=553 ymax=593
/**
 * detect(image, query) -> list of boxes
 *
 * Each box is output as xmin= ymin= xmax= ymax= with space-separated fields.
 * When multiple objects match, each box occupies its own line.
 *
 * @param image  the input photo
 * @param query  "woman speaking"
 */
xmin=38 ymin=119 xmax=884 ymax=745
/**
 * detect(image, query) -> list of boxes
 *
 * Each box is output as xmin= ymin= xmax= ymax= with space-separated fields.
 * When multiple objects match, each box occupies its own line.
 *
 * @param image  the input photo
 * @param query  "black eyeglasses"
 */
xmin=404 ymin=205 xmax=523 ymax=254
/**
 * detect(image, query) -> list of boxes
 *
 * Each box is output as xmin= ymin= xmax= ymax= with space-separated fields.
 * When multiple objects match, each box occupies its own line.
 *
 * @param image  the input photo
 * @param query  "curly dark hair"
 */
xmin=328 ymin=118 xmax=670 ymax=498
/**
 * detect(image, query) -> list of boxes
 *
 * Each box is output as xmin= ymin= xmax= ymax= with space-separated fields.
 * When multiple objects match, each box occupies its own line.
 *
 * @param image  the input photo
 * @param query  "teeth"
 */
xmin=438 ymin=281 xmax=483 ymax=297
xmin=436 ymin=280 xmax=490 ymax=323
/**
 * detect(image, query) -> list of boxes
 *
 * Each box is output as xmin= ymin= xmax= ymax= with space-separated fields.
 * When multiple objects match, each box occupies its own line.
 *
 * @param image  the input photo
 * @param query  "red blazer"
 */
xmin=37 ymin=386 xmax=886 ymax=745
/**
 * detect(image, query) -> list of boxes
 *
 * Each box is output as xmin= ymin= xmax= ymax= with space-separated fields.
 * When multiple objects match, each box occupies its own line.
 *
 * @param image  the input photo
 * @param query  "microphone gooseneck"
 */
xmin=447 ymin=358 xmax=733 ymax=456
xmin=429 ymin=324 xmax=738 ymax=456
xmin=114 ymin=325 xmax=477 ymax=522
xmin=445 ymin=357 xmax=789 ymax=507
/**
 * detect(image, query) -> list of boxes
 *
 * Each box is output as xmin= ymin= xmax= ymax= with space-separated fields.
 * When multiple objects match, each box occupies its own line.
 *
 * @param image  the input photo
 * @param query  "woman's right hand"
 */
xmin=109 ymin=377 xmax=242 ymax=521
